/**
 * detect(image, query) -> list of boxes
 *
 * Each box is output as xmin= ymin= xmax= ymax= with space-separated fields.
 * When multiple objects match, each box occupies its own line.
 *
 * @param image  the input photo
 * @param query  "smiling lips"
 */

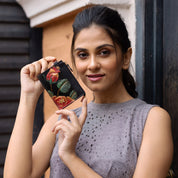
xmin=87 ymin=74 xmax=105 ymax=82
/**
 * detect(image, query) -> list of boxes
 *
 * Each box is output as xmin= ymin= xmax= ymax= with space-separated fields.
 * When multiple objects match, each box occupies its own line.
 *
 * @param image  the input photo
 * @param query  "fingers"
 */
xmin=28 ymin=64 xmax=36 ymax=79
xmin=52 ymin=118 xmax=72 ymax=134
xmin=40 ymin=58 xmax=48 ymax=73
xmin=38 ymin=56 xmax=57 ymax=72
xmin=21 ymin=56 xmax=57 ymax=80
xmin=56 ymin=110 xmax=79 ymax=126
xmin=39 ymin=56 xmax=57 ymax=71
xmin=55 ymin=98 xmax=87 ymax=128
xmin=29 ymin=62 xmax=42 ymax=80
xmin=80 ymin=95 xmax=85 ymax=102
xmin=42 ymin=56 xmax=56 ymax=63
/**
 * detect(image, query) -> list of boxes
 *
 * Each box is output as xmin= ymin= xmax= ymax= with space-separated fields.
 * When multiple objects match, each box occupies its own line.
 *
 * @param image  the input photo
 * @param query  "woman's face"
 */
xmin=73 ymin=25 xmax=128 ymax=93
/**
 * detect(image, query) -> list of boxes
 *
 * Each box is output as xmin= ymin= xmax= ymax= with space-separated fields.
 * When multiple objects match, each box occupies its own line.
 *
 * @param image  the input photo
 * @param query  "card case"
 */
xmin=38 ymin=60 xmax=85 ymax=109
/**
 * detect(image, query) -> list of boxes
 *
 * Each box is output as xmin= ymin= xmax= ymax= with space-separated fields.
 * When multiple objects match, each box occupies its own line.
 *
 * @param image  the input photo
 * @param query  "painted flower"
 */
xmin=46 ymin=66 xmax=60 ymax=84
xmin=52 ymin=95 xmax=74 ymax=109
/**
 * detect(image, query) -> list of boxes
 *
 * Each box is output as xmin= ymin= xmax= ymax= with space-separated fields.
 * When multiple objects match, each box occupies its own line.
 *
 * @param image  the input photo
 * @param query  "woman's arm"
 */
xmin=133 ymin=106 xmax=173 ymax=178
xmin=4 ymin=57 xmax=57 ymax=178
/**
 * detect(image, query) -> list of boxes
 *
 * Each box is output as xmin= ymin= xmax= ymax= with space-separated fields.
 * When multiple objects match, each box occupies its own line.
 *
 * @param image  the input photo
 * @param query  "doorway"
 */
xmin=136 ymin=0 xmax=178 ymax=175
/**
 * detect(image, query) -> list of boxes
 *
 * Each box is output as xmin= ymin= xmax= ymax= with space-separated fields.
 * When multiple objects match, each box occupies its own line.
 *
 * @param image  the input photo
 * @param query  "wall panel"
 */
xmin=0 ymin=0 xmax=42 ymax=177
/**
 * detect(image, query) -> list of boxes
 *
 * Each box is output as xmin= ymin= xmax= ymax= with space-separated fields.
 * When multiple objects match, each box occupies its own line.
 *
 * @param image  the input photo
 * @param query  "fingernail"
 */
xmin=56 ymin=110 xmax=61 ymax=114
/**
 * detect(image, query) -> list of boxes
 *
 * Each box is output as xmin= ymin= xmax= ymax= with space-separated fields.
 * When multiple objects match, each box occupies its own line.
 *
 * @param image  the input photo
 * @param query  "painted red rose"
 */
xmin=52 ymin=96 xmax=74 ymax=109
xmin=46 ymin=66 xmax=60 ymax=84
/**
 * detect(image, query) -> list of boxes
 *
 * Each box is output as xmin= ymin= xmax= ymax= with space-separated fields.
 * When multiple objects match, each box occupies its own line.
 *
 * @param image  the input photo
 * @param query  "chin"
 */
xmin=88 ymin=85 xmax=110 ymax=93
xmin=83 ymin=80 xmax=114 ymax=92
xmin=87 ymin=86 xmax=100 ymax=92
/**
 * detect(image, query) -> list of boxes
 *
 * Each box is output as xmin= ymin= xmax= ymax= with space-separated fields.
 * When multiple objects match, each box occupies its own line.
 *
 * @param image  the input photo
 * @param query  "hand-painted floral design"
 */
xmin=52 ymin=95 xmax=74 ymax=109
xmin=47 ymin=90 xmax=54 ymax=97
xmin=38 ymin=61 xmax=84 ymax=109
xmin=45 ymin=67 xmax=77 ymax=109
xmin=46 ymin=66 xmax=60 ymax=84
xmin=57 ymin=79 xmax=71 ymax=95
xmin=69 ymin=90 xmax=78 ymax=100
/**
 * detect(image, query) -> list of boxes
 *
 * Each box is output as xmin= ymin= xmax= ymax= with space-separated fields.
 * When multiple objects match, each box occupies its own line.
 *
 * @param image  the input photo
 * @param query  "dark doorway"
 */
xmin=163 ymin=0 xmax=178 ymax=175
xmin=136 ymin=0 xmax=178 ymax=176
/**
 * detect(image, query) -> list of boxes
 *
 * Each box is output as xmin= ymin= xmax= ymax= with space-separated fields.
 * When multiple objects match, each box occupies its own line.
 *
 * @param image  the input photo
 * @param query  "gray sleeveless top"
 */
xmin=50 ymin=99 xmax=154 ymax=178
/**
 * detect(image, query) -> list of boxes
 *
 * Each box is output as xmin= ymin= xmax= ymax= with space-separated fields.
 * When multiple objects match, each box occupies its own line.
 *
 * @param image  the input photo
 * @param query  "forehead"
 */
xmin=74 ymin=24 xmax=114 ymax=48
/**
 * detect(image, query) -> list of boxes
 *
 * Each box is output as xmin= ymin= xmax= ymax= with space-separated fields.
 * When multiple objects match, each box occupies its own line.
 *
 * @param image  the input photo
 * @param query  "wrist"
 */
xmin=60 ymin=151 xmax=78 ymax=166
xmin=20 ymin=92 xmax=39 ymax=108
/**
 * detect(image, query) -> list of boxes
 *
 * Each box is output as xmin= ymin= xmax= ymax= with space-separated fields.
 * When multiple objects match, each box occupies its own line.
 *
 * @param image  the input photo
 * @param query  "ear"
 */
xmin=122 ymin=47 xmax=132 ymax=70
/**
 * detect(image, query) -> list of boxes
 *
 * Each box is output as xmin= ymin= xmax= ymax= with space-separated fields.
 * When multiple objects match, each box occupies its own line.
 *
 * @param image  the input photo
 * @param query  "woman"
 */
xmin=4 ymin=5 xmax=173 ymax=178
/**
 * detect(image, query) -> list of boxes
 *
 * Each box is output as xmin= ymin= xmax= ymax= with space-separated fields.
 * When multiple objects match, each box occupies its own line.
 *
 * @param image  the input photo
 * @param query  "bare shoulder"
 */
xmin=148 ymin=106 xmax=171 ymax=121
xmin=143 ymin=106 xmax=173 ymax=147
xmin=144 ymin=106 xmax=172 ymax=134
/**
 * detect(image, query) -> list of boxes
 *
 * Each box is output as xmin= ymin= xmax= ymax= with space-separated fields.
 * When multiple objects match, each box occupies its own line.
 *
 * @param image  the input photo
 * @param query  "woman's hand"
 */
xmin=52 ymin=98 xmax=87 ymax=162
xmin=20 ymin=56 xmax=56 ymax=98
xmin=52 ymin=98 xmax=102 ymax=178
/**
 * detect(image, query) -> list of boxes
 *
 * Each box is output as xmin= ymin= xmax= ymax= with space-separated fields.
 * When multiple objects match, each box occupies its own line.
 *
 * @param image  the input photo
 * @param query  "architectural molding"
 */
xmin=16 ymin=0 xmax=136 ymax=73
xmin=16 ymin=0 xmax=134 ymax=27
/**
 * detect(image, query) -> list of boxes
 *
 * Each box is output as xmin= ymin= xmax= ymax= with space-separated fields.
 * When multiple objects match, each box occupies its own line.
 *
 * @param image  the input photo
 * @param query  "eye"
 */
xmin=77 ymin=51 xmax=89 ymax=59
xmin=98 ymin=49 xmax=111 ymax=57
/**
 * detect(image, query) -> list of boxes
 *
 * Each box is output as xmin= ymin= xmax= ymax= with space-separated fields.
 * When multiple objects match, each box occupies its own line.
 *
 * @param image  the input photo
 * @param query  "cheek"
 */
xmin=104 ymin=60 xmax=121 ymax=72
xmin=75 ymin=61 xmax=86 ymax=75
xmin=105 ymin=60 xmax=123 ymax=80
xmin=107 ymin=63 xmax=117 ymax=70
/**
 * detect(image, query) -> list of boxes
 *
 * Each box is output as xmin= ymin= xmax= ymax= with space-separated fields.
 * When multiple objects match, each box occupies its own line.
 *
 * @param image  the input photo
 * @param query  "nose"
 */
xmin=88 ymin=55 xmax=100 ymax=71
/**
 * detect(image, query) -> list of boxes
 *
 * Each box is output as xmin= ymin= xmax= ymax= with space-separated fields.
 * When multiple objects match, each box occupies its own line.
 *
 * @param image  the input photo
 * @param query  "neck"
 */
xmin=93 ymin=82 xmax=133 ymax=104
xmin=93 ymin=83 xmax=133 ymax=104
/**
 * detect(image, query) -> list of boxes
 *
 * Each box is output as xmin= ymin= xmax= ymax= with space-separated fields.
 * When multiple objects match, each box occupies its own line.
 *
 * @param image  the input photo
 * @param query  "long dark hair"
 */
xmin=71 ymin=5 xmax=138 ymax=98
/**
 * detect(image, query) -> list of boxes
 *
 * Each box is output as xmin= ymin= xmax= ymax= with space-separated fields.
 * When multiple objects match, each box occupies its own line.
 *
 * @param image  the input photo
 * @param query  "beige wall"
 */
xmin=43 ymin=10 xmax=93 ymax=177
xmin=43 ymin=11 xmax=92 ymax=122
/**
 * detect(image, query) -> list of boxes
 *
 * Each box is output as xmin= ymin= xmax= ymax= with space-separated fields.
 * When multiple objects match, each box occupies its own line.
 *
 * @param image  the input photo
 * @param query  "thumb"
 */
xmin=79 ymin=98 xmax=87 ymax=127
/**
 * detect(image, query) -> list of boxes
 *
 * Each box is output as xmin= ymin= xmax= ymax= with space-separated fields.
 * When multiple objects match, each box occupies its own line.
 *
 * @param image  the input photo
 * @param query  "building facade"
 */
xmin=0 ymin=0 xmax=177 ymax=177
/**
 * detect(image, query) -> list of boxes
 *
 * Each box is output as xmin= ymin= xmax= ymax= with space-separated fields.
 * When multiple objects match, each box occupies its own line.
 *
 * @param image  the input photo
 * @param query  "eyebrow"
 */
xmin=74 ymin=48 xmax=88 ymax=52
xmin=74 ymin=44 xmax=115 ymax=52
xmin=96 ymin=44 xmax=115 ymax=50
